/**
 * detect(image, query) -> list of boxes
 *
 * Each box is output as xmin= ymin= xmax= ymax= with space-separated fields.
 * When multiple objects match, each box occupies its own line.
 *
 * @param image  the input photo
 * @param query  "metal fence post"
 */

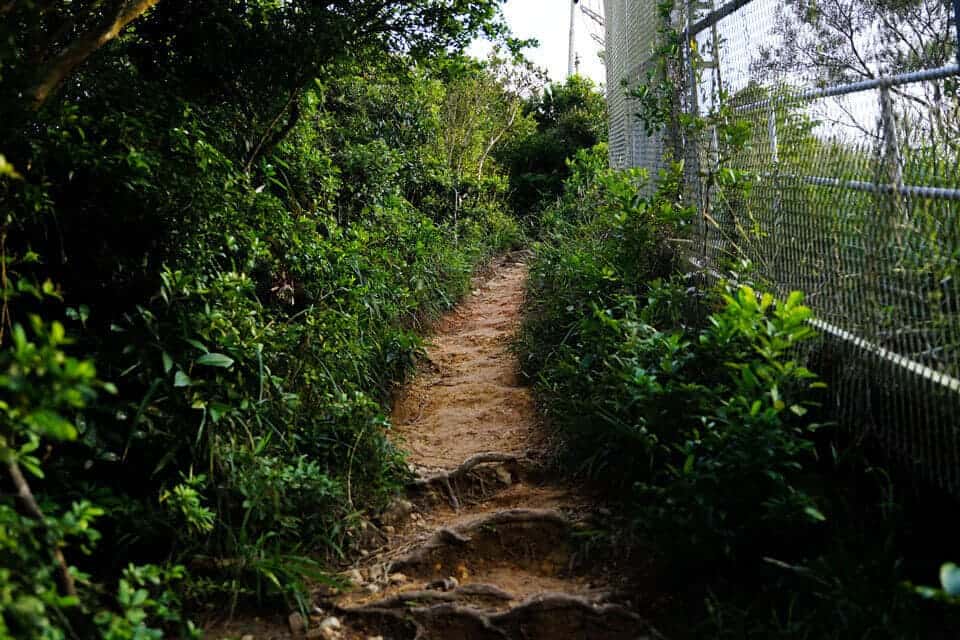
xmin=767 ymin=103 xmax=785 ymax=286
xmin=879 ymin=83 xmax=907 ymax=238
xmin=767 ymin=106 xmax=778 ymax=163
xmin=879 ymin=85 xmax=904 ymax=191
xmin=954 ymin=0 xmax=960 ymax=65
xmin=682 ymin=0 xmax=707 ymax=264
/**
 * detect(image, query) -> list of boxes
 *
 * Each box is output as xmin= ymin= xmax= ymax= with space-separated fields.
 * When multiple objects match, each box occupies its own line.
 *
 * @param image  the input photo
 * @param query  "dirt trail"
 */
xmin=391 ymin=254 xmax=536 ymax=470
xmin=212 ymin=254 xmax=660 ymax=640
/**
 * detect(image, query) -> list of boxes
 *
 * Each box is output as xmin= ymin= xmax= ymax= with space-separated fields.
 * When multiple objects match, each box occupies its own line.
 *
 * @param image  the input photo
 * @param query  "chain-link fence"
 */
xmin=604 ymin=0 xmax=669 ymax=176
xmin=604 ymin=0 xmax=960 ymax=495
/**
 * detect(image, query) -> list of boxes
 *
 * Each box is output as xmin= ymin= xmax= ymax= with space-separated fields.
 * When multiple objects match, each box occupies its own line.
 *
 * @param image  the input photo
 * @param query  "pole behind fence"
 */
xmin=954 ymin=0 xmax=960 ymax=64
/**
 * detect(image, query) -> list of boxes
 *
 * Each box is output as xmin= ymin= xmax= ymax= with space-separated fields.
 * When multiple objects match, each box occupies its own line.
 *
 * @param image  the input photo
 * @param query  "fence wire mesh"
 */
xmin=605 ymin=0 xmax=668 ymax=177
xmin=604 ymin=0 xmax=960 ymax=495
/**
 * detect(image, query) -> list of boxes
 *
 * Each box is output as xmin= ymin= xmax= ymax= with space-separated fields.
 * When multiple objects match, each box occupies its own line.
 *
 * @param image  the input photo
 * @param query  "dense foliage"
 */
xmin=497 ymin=75 xmax=608 ymax=217
xmin=7 ymin=0 xmax=954 ymax=637
xmin=519 ymin=145 xmax=960 ymax=638
xmin=520 ymin=145 xmax=827 ymax=571
xmin=0 ymin=1 xmax=537 ymax=636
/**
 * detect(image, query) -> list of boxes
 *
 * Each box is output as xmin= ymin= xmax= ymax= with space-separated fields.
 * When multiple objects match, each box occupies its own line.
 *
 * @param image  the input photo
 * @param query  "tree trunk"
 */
xmin=8 ymin=461 xmax=77 ymax=597
xmin=30 ymin=0 xmax=161 ymax=109
xmin=244 ymin=86 xmax=304 ymax=174
xmin=476 ymin=100 xmax=521 ymax=181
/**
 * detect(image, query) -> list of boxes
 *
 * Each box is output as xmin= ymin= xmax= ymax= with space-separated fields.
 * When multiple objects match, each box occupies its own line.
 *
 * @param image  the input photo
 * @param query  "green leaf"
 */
xmin=174 ymin=371 xmax=192 ymax=387
xmin=209 ymin=403 xmax=231 ymax=423
xmin=0 ymin=154 xmax=22 ymax=179
xmin=196 ymin=353 xmax=234 ymax=368
xmin=804 ymin=506 xmax=826 ymax=522
xmin=260 ymin=568 xmax=282 ymax=590
xmin=785 ymin=291 xmax=804 ymax=309
xmin=20 ymin=457 xmax=45 ymax=479
xmin=184 ymin=338 xmax=208 ymax=353
xmin=65 ymin=305 xmax=91 ymax=325
xmin=940 ymin=562 xmax=960 ymax=596
xmin=26 ymin=409 xmax=78 ymax=441
xmin=162 ymin=352 xmax=174 ymax=374
xmin=915 ymin=585 xmax=940 ymax=600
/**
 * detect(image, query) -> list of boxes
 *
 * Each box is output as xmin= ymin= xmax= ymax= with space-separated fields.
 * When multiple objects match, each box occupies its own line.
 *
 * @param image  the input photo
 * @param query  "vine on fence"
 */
xmin=629 ymin=0 xmax=760 ymax=275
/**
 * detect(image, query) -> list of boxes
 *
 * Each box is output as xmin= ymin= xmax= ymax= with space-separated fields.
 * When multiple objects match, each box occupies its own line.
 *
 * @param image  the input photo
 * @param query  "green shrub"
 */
xmin=497 ymin=75 xmax=608 ymax=216
xmin=520 ymin=139 xmax=960 ymax=638
xmin=0 ymin=42 xmax=526 ymax=633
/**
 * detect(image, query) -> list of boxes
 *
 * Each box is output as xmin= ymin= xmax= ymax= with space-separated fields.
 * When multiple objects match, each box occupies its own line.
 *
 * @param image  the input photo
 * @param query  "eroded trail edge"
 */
xmin=309 ymin=253 xmax=659 ymax=640
xmin=280 ymin=254 xmax=659 ymax=640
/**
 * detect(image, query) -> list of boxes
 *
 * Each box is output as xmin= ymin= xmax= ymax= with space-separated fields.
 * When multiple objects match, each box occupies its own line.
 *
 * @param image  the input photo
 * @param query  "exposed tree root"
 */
xmin=410 ymin=452 xmax=523 ymax=510
xmin=411 ymin=452 xmax=520 ymax=486
xmin=388 ymin=508 xmax=570 ymax=575
xmin=491 ymin=593 xmax=662 ymax=640
xmin=339 ymin=591 xmax=661 ymax=640
xmin=457 ymin=508 xmax=568 ymax=528
xmin=435 ymin=527 xmax=472 ymax=545
xmin=340 ymin=583 xmax=515 ymax=612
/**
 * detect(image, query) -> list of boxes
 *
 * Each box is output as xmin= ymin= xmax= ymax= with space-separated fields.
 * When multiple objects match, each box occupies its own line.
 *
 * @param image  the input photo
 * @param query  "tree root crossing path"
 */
xmin=219 ymin=253 xmax=662 ymax=640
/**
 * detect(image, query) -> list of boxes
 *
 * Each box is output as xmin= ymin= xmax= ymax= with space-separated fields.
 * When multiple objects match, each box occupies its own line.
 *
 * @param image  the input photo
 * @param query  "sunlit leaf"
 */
xmin=940 ymin=562 xmax=960 ymax=596
xmin=196 ymin=353 xmax=234 ymax=368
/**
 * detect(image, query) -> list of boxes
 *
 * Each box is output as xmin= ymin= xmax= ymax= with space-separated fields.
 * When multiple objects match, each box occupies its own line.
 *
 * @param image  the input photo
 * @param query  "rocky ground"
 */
xmin=209 ymin=253 xmax=662 ymax=640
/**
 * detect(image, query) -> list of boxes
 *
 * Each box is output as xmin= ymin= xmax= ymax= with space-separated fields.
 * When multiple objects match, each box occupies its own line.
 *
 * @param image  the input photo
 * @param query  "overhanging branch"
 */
xmin=30 ymin=0 xmax=161 ymax=109
xmin=8 ymin=461 xmax=77 ymax=597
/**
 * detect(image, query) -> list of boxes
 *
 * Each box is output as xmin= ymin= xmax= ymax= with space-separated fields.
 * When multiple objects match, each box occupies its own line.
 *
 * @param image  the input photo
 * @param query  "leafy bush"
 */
xmin=497 ymin=75 xmax=608 ymax=217
xmin=524 ymin=216 xmax=826 ymax=567
xmin=520 ymin=144 xmax=960 ymax=638
xmin=0 ymin=4 xmax=528 ymax=630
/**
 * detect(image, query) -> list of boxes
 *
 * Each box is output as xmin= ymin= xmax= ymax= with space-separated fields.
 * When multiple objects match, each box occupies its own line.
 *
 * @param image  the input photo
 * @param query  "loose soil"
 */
xmin=209 ymin=253 xmax=661 ymax=640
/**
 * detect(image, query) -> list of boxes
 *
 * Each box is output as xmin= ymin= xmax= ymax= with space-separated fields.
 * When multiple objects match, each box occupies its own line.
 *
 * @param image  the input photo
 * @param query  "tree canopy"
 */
xmin=0 ymin=1 xmax=558 ymax=637
xmin=497 ymin=74 xmax=608 ymax=216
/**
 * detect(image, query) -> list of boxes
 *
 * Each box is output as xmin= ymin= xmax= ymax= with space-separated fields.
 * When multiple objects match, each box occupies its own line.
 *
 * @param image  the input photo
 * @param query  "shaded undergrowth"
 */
xmin=518 ymin=144 xmax=960 ymax=639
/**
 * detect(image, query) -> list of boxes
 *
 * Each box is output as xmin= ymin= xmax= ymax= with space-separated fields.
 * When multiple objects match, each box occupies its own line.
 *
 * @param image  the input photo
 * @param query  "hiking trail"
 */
xmin=213 ymin=253 xmax=661 ymax=640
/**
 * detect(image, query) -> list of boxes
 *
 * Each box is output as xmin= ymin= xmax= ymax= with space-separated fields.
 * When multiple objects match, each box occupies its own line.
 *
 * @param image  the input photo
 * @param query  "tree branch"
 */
xmin=244 ymin=85 xmax=304 ymax=174
xmin=8 ymin=460 xmax=77 ymax=597
xmin=30 ymin=0 xmax=161 ymax=109
xmin=477 ymin=99 xmax=520 ymax=181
